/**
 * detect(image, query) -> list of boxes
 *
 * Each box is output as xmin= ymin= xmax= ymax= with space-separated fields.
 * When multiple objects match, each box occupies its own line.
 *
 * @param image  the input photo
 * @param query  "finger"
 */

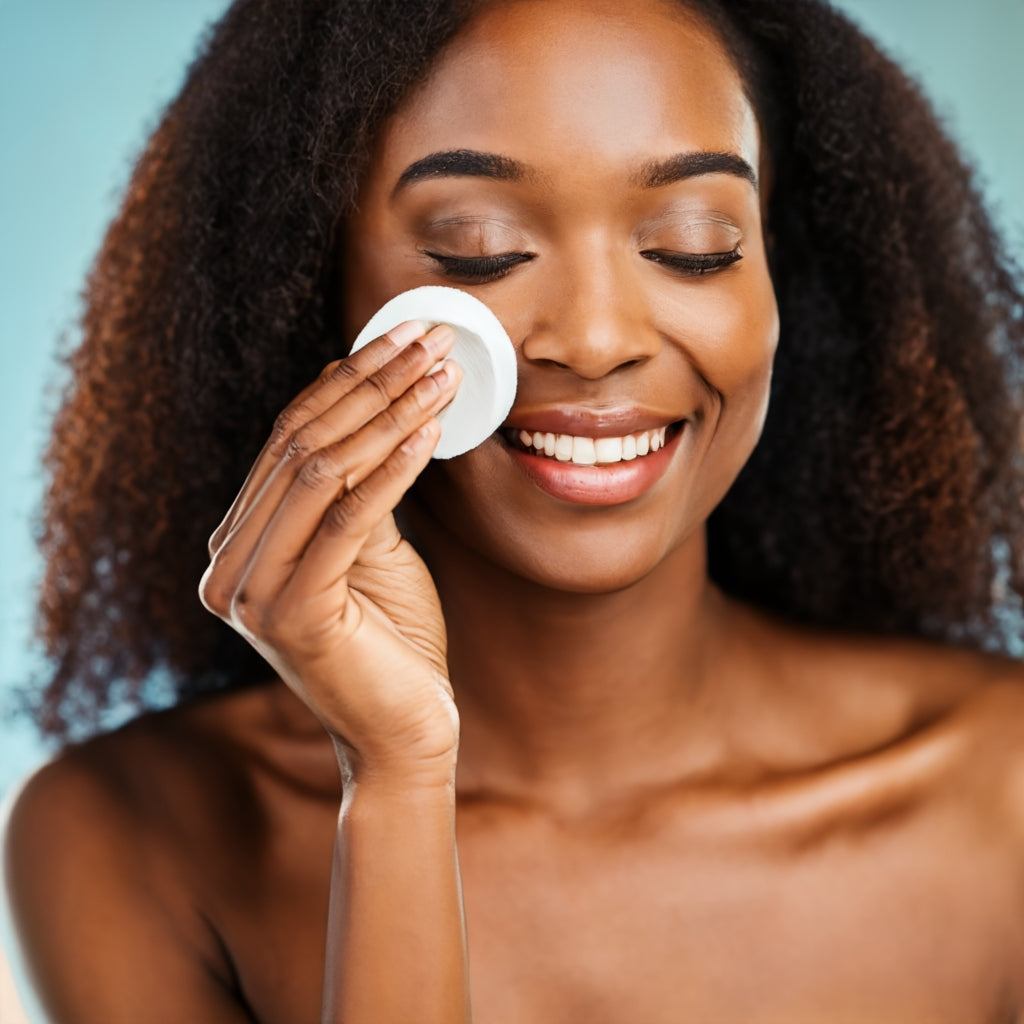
xmin=209 ymin=321 xmax=449 ymax=555
xmin=274 ymin=418 xmax=442 ymax=626
xmin=294 ymin=318 xmax=432 ymax=424
xmin=213 ymin=327 xmax=454 ymax=576
xmin=209 ymin=320 xmax=430 ymax=555
xmin=270 ymin=325 xmax=456 ymax=475
xmin=224 ymin=362 xmax=459 ymax=607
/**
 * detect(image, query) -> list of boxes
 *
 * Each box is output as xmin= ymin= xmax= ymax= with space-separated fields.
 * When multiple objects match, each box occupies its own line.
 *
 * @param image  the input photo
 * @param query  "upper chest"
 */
xmin=454 ymin=789 xmax=1024 ymax=1024
xmin=203 ymin=775 xmax=1024 ymax=1024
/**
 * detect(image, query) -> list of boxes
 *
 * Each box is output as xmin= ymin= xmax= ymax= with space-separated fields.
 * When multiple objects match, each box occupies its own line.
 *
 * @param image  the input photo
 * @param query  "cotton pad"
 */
xmin=350 ymin=286 xmax=517 ymax=459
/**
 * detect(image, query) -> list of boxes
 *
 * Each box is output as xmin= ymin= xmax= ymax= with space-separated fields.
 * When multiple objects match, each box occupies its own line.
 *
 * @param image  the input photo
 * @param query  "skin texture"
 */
xmin=7 ymin=1 xmax=1024 ymax=1022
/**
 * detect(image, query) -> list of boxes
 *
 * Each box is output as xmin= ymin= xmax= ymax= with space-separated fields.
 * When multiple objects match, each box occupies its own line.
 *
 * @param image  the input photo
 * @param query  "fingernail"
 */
xmin=430 ymin=359 xmax=462 ymax=387
xmin=386 ymin=319 xmax=427 ymax=348
xmin=422 ymin=323 xmax=456 ymax=359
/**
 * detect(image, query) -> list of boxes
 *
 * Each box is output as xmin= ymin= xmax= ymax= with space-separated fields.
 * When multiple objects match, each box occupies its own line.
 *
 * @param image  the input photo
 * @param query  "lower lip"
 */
xmin=505 ymin=428 xmax=683 ymax=506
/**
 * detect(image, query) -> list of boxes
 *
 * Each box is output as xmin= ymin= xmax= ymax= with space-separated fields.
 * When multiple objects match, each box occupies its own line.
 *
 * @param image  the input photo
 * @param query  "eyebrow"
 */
xmin=393 ymin=149 xmax=525 ymax=194
xmin=636 ymin=151 xmax=758 ymax=191
xmin=392 ymin=147 xmax=758 ymax=194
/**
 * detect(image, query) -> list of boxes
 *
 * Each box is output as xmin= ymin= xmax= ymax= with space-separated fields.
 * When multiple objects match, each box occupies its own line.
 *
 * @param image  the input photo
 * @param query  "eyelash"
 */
xmin=423 ymin=251 xmax=536 ymax=283
xmin=423 ymin=246 xmax=743 ymax=283
xmin=639 ymin=248 xmax=743 ymax=275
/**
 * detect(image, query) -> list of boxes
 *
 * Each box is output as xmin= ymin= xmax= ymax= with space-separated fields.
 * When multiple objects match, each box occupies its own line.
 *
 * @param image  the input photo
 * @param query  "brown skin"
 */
xmin=7 ymin=1 xmax=1024 ymax=1021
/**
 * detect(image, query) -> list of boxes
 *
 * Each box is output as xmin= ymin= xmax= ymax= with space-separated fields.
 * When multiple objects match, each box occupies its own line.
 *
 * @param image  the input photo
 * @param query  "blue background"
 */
xmin=3 ymin=0 xmax=1023 ymax=797
xmin=3 ymin=0 xmax=1024 ymax=803
xmin=1 ymin=2 xmax=1022 ymax=1016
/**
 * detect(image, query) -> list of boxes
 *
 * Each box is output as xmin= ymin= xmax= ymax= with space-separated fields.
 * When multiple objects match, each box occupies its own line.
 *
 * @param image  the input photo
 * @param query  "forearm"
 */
xmin=321 ymin=767 xmax=470 ymax=1024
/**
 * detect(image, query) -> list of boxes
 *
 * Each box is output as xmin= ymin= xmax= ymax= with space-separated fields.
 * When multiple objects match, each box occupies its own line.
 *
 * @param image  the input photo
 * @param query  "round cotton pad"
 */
xmin=350 ymin=286 xmax=517 ymax=459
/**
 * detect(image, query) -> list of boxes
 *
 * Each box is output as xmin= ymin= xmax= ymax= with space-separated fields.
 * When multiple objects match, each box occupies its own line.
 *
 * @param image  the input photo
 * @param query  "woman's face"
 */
xmin=344 ymin=0 xmax=779 ymax=593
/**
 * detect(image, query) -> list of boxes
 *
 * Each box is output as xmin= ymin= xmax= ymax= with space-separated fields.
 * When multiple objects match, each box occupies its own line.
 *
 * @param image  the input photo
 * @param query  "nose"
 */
xmin=519 ymin=248 xmax=660 ymax=379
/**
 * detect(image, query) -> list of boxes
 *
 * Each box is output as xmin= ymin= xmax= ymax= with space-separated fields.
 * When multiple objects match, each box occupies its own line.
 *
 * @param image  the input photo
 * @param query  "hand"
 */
xmin=199 ymin=321 xmax=463 ymax=780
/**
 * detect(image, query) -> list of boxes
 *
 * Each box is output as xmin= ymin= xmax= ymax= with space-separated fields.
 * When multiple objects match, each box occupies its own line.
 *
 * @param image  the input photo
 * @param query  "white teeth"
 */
xmin=513 ymin=425 xmax=673 ymax=463
xmin=594 ymin=437 xmax=623 ymax=463
xmin=571 ymin=437 xmax=597 ymax=465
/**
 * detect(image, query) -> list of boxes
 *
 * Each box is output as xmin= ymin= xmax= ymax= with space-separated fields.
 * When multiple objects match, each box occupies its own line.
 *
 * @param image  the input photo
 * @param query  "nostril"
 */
xmin=529 ymin=356 xmax=573 ymax=372
xmin=524 ymin=352 xmax=652 ymax=377
xmin=520 ymin=317 xmax=660 ymax=380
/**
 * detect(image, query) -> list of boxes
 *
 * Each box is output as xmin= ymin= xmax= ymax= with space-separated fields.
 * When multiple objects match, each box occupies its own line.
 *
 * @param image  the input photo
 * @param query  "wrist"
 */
xmin=331 ymin=735 xmax=458 ymax=794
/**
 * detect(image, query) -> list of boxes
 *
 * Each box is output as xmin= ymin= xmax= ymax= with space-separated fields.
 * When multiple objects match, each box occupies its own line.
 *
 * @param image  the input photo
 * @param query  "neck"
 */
xmin=411 ymin=517 xmax=740 ymax=809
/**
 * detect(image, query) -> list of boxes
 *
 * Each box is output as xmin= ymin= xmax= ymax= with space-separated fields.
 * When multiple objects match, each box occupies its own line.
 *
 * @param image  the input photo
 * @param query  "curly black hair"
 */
xmin=32 ymin=0 xmax=1024 ymax=740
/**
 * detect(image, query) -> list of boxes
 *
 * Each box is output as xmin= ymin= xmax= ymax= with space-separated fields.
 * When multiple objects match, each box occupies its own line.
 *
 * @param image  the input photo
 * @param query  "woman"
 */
xmin=6 ymin=0 xmax=1024 ymax=1020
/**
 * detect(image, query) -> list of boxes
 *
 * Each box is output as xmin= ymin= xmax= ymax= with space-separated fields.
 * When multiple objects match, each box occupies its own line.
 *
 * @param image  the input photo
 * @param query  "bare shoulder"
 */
xmin=927 ymin=644 xmax=1024 ymax=825
xmin=839 ymin=633 xmax=1024 ymax=748
xmin=6 ymin=690 xmax=255 ymax=857
xmin=738 ymin=603 xmax=1024 ymax=804
xmin=2 ymin=693 xmax=254 ymax=939
xmin=786 ymin=623 xmax=1024 ymax=818
xmin=1 ymin=685 xmax=323 ymax=1024
xmin=5 ymin=682 xmax=337 ymax=882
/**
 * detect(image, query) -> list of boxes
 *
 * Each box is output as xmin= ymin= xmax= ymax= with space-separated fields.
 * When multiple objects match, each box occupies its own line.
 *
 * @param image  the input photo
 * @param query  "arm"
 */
xmin=200 ymin=321 xmax=471 ymax=1023
xmin=324 ymin=770 xmax=469 ymax=1024
xmin=7 ymin=323 xmax=471 ymax=1023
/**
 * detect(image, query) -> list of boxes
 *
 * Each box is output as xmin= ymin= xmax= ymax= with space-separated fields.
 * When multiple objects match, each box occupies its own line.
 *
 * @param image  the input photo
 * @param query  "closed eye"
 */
xmin=424 ymin=251 xmax=536 ymax=284
xmin=640 ymin=248 xmax=742 ymax=275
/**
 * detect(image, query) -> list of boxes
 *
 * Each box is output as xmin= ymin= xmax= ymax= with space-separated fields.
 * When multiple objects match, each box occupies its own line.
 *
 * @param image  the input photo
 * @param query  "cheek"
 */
xmin=341 ymin=216 xmax=424 ymax=343
xmin=689 ymin=277 xmax=777 ymax=379
xmin=672 ymin=275 xmax=779 ymax=501
xmin=660 ymin=271 xmax=779 ymax=423
xmin=341 ymin=240 xmax=386 ymax=343
xmin=721 ymin=282 xmax=779 ymax=439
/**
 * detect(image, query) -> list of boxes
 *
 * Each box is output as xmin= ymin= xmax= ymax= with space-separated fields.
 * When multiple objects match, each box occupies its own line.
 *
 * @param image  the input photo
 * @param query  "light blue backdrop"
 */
xmin=0 ymin=1 xmax=1022 ymax=1020
xmin=2 ymin=0 xmax=1023 ymax=807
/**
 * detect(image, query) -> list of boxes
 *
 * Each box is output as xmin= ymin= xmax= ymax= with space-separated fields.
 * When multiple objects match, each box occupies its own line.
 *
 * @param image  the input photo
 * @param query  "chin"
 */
xmin=491 ymin=546 xmax=666 ymax=596
xmin=406 ymin=477 xmax=706 ymax=600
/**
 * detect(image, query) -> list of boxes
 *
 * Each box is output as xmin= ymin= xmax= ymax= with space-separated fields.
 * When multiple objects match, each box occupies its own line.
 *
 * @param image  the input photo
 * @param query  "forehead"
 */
xmin=379 ymin=0 xmax=760 ymax=182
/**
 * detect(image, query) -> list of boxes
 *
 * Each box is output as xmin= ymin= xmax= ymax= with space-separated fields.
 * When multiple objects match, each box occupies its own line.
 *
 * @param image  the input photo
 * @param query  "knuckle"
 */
xmin=323 ymin=490 xmax=365 ymax=535
xmin=318 ymin=359 xmax=343 ymax=383
xmin=284 ymin=423 xmax=322 ymax=463
xmin=361 ymin=370 xmax=393 ymax=408
xmin=380 ymin=389 xmax=427 ymax=434
xmin=230 ymin=589 xmax=264 ymax=634
xmin=198 ymin=568 xmax=230 ymax=617
xmin=393 ymin=374 xmax=440 ymax=424
xmin=411 ymin=372 xmax=443 ymax=410
xmin=297 ymin=449 xmax=344 ymax=492
xmin=375 ymin=404 xmax=405 ymax=436
xmin=323 ymin=358 xmax=361 ymax=386
xmin=269 ymin=404 xmax=307 ymax=456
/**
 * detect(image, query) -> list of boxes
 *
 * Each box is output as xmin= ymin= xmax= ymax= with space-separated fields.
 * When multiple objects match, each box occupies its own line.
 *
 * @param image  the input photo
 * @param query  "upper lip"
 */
xmin=502 ymin=406 xmax=683 ymax=438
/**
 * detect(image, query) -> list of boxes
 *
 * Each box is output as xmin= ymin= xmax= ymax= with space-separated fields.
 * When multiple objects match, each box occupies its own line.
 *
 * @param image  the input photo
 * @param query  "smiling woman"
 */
xmin=4 ymin=1 xmax=1024 ymax=1022
xmin=344 ymin=2 xmax=778 ymax=581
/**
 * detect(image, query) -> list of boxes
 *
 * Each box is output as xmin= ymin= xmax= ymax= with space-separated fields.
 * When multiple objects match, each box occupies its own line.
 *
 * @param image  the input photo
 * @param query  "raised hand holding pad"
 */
xmin=350 ymin=286 xmax=517 ymax=459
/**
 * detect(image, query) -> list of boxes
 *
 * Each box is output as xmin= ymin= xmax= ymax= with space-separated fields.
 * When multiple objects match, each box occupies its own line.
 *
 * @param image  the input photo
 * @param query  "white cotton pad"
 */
xmin=350 ymin=286 xmax=517 ymax=459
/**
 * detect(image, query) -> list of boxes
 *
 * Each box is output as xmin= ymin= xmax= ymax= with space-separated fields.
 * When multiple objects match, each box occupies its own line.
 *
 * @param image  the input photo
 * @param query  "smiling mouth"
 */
xmin=503 ymin=423 xmax=683 ymax=466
